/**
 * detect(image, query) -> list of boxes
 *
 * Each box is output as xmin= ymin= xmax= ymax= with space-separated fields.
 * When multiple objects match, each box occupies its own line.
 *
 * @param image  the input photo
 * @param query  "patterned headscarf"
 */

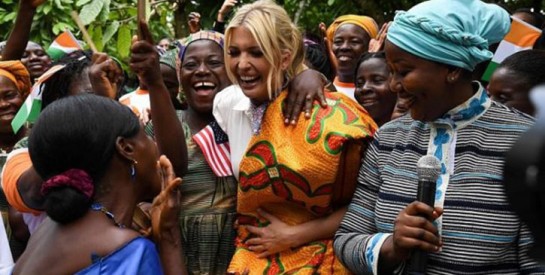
xmin=176 ymin=30 xmax=225 ymax=62
xmin=326 ymin=15 xmax=379 ymax=42
xmin=160 ymin=49 xmax=178 ymax=70
xmin=387 ymin=0 xmax=510 ymax=71
xmin=0 ymin=61 xmax=31 ymax=98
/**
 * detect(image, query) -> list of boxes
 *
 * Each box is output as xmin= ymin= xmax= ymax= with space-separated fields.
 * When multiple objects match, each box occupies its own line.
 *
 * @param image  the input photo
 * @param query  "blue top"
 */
xmin=76 ymin=237 xmax=163 ymax=275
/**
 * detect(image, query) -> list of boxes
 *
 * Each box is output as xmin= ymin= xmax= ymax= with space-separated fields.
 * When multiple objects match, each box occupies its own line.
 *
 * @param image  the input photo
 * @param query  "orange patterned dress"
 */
xmin=227 ymin=91 xmax=377 ymax=274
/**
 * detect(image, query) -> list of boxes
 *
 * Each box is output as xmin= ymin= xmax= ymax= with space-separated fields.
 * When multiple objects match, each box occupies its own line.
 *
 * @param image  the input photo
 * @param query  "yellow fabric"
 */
xmin=326 ymin=15 xmax=379 ymax=42
xmin=228 ymin=90 xmax=377 ymax=274
xmin=0 ymin=61 xmax=31 ymax=98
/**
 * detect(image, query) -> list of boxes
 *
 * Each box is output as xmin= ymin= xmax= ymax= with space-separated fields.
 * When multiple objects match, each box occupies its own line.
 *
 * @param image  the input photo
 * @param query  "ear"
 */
xmin=280 ymin=49 xmax=292 ymax=71
xmin=446 ymin=67 xmax=464 ymax=84
xmin=115 ymin=136 xmax=136 ymax=163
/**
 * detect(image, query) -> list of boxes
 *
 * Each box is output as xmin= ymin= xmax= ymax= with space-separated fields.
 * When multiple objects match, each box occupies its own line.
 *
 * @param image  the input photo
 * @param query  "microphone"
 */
xmin=408 ymin=155 xmax=442 ymax=275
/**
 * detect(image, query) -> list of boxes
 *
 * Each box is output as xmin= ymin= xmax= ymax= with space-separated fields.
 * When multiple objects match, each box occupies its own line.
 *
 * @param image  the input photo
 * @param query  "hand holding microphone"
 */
xmin=389 ymin=155 xmax=442 ymax=273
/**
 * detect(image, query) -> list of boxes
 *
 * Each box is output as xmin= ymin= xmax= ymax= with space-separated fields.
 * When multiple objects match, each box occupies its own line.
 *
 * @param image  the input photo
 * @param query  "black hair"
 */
xmin=353 ymin=51 xmax=387 ymax=84
xmin=41 ymin=50 xmax=92 ymax=110
xmin=304 ymin=43 xmax=334 ymax=81
xmin=498 ymin=49 xmax=545 ymax=88
xmin=29 ymin=94 xmax=140 ymax=224
xmin=514 ymin=8 xmax=545 ymax=29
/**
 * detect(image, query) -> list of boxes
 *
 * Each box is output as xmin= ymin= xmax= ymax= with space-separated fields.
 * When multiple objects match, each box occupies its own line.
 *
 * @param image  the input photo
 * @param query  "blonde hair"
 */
xmin=224 ymin=0 xmax=305 ymax=100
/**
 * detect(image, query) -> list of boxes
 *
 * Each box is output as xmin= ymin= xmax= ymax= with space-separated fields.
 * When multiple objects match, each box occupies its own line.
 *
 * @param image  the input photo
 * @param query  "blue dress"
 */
xmin=76 ymin=237 xmax=163 ymax=275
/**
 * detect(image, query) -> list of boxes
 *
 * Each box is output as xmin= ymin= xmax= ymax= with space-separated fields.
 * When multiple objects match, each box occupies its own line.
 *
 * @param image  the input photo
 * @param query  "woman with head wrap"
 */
xmin=326 ymin=15 xmax=378 ymax=100
xmin=144 ymin=30 xmax=237 ymax=274
xmin=0 ymin=60 xmax=31 ymax=260
xmin=334 ymin=0 xmax=545 ymax=274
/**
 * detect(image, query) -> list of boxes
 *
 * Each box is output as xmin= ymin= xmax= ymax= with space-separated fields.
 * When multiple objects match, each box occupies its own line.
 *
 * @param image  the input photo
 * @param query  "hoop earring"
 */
xmin=130 ymin=160 xmax=138 ymax=179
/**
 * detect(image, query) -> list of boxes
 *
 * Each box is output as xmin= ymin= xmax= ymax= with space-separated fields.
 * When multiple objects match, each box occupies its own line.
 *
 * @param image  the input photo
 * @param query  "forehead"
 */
xmin=229 ymin=27 xmax=258 ymax=46
xmin=26 ymin=42 xmax=44 ymax=51
xmin=0 ymin=75 xmax=17 ymax=90
xmin=183 ymin=40 xmax=223 ymax=60
xmin=359 ymin=57 xmax=387 ymax=71
xmin=334 ymin=24 xmax=368 ymax=38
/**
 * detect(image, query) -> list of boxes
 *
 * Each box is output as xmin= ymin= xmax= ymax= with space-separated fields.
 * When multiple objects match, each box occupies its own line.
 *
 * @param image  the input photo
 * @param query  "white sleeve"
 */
xmin=213 ymin=85 xmax=237 ymax=133
xmin=0 ymin=215 xmax=13 ymax=275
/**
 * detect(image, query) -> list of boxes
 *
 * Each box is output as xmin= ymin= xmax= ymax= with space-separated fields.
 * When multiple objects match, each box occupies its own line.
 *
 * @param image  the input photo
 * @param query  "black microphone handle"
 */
xmin=407 ymin=179 xmax=437 ymax=274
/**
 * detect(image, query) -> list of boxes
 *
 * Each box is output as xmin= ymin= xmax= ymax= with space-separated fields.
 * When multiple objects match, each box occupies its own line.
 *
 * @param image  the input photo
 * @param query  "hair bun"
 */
xmin=41 ymin=169 xmax=94 ymax=199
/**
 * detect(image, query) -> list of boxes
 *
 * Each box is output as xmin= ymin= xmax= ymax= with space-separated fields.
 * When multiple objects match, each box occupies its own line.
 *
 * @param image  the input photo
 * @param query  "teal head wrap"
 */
xmin=387 ymin=0 xmax=510 ymax=71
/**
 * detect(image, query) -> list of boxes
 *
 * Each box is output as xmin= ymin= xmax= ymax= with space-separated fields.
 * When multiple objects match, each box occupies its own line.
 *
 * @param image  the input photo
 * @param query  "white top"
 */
xmin=119 ymin=88 xmax=151 ymax=124
xmin=213 ymin=85 xmax=254 ymax=180
xmin=0 ymin=215 xmax=13 ymax=275
xmin=333 ymin=78 xmax=356 ymax=101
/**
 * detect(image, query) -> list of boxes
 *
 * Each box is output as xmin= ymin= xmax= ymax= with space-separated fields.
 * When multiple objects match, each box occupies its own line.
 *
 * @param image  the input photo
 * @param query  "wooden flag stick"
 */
xmin=70 ymin=11 xmax=98 ymax=53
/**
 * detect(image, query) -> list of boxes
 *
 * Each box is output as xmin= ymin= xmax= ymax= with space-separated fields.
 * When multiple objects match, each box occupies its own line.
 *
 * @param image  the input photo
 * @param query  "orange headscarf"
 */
xmin=326 ymin=14 xmax=379 ymax=42
xmin=0 ymin=61 xmax=31 ymax=99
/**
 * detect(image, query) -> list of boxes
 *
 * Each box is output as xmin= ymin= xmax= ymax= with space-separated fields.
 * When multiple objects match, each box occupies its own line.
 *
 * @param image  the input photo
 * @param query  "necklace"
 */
xmin=90 ymin=202 xmax=126 ymax=228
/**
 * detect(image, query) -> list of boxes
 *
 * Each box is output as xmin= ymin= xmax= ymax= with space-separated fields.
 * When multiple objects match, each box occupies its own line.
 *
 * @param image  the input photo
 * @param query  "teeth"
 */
xmin=240 ymin=76 xmax=258 ymax=82
xmin=194 ymin=82 xmax=216 ymax=88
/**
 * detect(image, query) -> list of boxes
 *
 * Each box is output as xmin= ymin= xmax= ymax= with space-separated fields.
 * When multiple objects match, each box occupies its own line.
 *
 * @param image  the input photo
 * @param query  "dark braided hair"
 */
xmin=41 ymin=50 xmax=92 ymax=110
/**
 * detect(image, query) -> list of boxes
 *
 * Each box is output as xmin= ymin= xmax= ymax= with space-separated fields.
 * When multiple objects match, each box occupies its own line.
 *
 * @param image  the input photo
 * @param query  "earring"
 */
xmin=448 ymin=76 xmax=455 ymax=83
xmin=130 ymin=160 xmax=138 ymax=179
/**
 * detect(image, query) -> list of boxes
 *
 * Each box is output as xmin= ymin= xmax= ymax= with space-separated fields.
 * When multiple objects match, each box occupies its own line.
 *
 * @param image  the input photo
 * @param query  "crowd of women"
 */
xmin=0 ymin=0 xmax=544 ymax=274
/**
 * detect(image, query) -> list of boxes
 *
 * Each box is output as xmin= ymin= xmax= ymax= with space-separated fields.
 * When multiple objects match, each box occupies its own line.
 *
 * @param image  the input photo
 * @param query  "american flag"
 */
xmin=193 ymin=121 xmax=233 ymax=177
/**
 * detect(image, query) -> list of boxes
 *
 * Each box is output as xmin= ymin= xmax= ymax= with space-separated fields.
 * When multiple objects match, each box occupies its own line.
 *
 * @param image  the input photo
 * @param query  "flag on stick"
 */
xmin=482 ymin=16 xmax=542 ymax=81
xmin=193 ymin=121 xmax=233 ymax=177
xmin=47 ymin=30 xmax=82 ymax=61
xmin=11 ymin=64 xmax=66 ymax=133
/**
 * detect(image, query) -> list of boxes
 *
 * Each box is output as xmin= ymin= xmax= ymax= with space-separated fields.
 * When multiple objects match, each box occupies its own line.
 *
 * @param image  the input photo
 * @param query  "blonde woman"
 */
xmin=213 ymin=0 xmax=377 ymax=273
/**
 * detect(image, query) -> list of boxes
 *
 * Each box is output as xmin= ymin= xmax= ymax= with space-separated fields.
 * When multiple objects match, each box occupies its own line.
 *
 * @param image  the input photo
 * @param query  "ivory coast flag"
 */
xmin=47 ymin=30 xmax=82 ymax=61
xmin=482 ymin=17 xmax=542 ymax=81
xmin=11 ymin=64 xmax=66 ymax=133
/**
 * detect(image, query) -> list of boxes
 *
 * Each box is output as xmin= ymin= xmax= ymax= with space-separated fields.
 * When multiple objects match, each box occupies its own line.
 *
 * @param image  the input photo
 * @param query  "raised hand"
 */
xmin=368 ymin=22 xmax=391 ymax=53
xmin=130 ymin=21 xmax=163 ymax=89
xmin=218 ymin=0 xmax=237 ymax=22
xmin=21 ymin=0 xmax=46 ymax=9
xmin=88 ymin=52 xmax=122 ymax=99
xmin=150 ymin=155 xmax=182 ymax=243
xmin=188 ymin=12 xmax=201 ymax=34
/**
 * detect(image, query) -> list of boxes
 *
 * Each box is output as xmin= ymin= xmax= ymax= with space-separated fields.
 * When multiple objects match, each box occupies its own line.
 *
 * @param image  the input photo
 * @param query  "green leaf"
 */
xmin=54 ymin=0 xmax=63 ymax=10
xmin=52 ymin=22 xmax=71 ymax=35
xmin=80 ymin=0 xmax=105 ymax=25
xmin=76 ymin=0 xmax=92 ymax=7
xmin=99 ymin=0 xmax=111 ymax=21
xmin=117 ymin=24 xmax=131 ymax=58
xmin=3 ymin=12 xmax=16 ymax=23
xmin=103 ymin=21 xmax=119 ymax=46
xmin=327 ymin=0 xmax=335 ymax=6
xmin=43 ymin=4 xmax=52 ymax=15
xmin=91 ymin=25 xmax=104 ymax=52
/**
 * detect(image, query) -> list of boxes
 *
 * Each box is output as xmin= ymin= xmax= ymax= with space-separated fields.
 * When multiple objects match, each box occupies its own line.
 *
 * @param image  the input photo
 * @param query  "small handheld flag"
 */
xmin=11 ymin=64 xmax=66 ymax=133
xmin=482 ymin=16 xmax=542 ymax=82
xmin=193 ymin=121 xmax=233 ymax=177
xmin=47 ymin=30 xmax=82 ymax=61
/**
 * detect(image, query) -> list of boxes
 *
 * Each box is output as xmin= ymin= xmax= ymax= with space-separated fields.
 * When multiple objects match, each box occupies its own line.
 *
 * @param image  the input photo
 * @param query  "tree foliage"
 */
xmin=0 ymin=0 xmax=542 ymax=65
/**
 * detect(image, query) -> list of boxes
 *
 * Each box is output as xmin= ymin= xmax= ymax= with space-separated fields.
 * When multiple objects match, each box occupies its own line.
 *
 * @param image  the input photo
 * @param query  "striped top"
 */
xmin=334 ymin=85 xmax=545 ymax=274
